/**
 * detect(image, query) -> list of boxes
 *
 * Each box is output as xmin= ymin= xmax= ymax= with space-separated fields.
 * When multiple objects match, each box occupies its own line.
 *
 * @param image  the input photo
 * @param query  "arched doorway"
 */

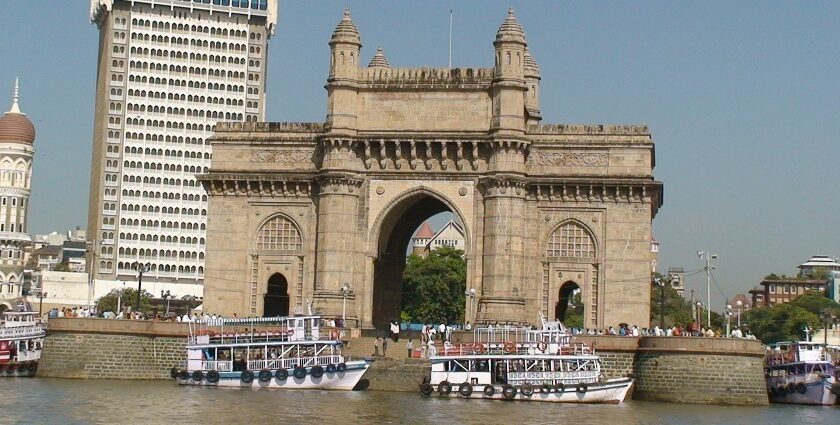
xmin=555 ymin=281 xmax=581 ymax=323
xmin=371 ymin=191 xmax=466 ymax=330
xmin=263 ymin=273 xmax=290 ymax=317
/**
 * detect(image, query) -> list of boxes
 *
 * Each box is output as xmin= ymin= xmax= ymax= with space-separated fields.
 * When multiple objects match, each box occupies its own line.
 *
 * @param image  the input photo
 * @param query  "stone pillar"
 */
xmin=476 ymin=175 xmax=528 ymax=324
xmin=312 ymin=171 xmax=363 ymax=325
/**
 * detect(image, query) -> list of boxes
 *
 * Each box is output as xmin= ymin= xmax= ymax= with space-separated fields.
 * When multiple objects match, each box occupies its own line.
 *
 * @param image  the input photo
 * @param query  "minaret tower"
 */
xmin=326 ymin=8 xmax=362 ymax=134
xmin=0 ymin=79 xmax=35 ymax=299
xmin=523 ymin=46 xmax=542 ymax=125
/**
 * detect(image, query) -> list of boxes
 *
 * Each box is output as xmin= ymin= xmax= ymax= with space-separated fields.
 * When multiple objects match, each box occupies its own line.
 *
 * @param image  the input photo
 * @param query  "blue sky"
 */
xmin=1 ymin=1 xmax=838 ymax=311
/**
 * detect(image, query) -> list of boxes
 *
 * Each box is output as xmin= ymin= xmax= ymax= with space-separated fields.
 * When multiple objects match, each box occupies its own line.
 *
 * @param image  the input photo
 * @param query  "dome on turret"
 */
xmin=524 ymin=47 xmax=540 ymax=77
xmin=0 ymin=79 xmax=35 ymax=145
xmin=495 ymin=8 xmax=526 ymax=44
xmin=368 ymin=46 xmax=391 ymax=68
xmin=330 ymin=8 xmax=361 ymax=46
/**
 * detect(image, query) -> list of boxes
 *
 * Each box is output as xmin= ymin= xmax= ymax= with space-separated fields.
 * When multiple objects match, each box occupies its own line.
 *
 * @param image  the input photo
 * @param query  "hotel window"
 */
xmin=769 ymin=285 xmax=775 ymax=293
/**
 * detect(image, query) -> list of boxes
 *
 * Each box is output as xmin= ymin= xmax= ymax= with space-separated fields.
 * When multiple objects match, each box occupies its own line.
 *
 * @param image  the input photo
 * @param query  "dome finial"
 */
xmin=331 ymin=7 xmax=361 ymax=46
xmin=495 ymin=7 xmax=526 ymax=44
xmin=368 ymin=44 xmax=390 ymax=68
xmin=9 ymin=77 xmax=21 ymax=114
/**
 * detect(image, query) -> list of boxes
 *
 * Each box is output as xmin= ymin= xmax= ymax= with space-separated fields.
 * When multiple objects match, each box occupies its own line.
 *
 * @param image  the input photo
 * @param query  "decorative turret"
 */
xmin=493 ymin=8 xmax=527 ymax=80
xmin=328 ymin=8 xmax=362 ymax=80
xmin=523 ymin=47 xmax=541 ymax=124
xmin=491 ymin=8 xmax=528 ymax=135
xmin=0 ymin=78 xmax=36 ymax=145
xmin=326 ymin=8 xmax=362 ymax=135
xmin=367 ymin=46 xmax=391 ymax=68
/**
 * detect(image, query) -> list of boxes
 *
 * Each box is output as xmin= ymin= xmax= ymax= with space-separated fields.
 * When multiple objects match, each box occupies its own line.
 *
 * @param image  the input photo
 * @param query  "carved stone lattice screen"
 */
xmin=256 ymin=216 xmax=302 ymax=251
xmin=546 ymin=222 xmax=595 ymax=258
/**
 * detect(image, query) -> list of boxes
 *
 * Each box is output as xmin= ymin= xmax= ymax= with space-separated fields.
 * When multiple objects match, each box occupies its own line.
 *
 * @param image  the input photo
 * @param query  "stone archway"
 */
xmin=369 ymin=189 xmax=469 ymax=330
xmin=555 ymin=281 xmax=580 ymax=322
xmin=263 ymin=273 xmax=290 ymax=317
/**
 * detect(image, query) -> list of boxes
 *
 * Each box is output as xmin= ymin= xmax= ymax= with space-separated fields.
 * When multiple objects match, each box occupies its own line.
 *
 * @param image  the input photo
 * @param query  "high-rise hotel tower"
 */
xmin=87 ymin=0 xmax=277 ymax=293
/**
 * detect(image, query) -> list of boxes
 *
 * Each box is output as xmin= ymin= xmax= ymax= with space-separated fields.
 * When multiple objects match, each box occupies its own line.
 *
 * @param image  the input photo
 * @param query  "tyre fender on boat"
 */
xmin=521 ymin=383 xmax=534 ymax=397
xmin=555 ymin=382 xmax=565 ymax=393
xmin=786 ymin=383 xmax=796 ymax=395
xmin=258 ymin=369 xmax=272 ymax=382
xmin=177 ymin=369 xmax=189 ymax=381
xmin=276 ymin=368 xmax=289 ymax=380
xmin=241 ymin=370 xmax=255 ymax=383
xmin=473 ymin=343 xmax=485 ymax=354
xmin=207 ymin=370 xmax=220 ymax=384
xmin=311 ymin=365 xmax=325 ymax=379
xmin=775 ymin=385 xmax=786 ymax=396
xmin=483 ymin=385 xmax=495 ymax=397
xmin=326 ymin=364 xmax=337 ymax=373
xmin=420 ymin=383 xmax=433 ymax=396
xmin=540 ymin=384 xmax=552 ymax=394
xmin=192 ymin=370 xmax=204 ymax=381
xmin=337 ymin=363 xmax=347 ymax=373
xmin=503 ymin=341 xmax=517 ymax=354
xmin=293 ymin=366 xmax=307 ymax=379
xmin=502 ymin=384 xmax=517 ymax=400
xmin=575 ymin=383 xmax=588 ymax=394
xmin=438 ymin=381 xmax=452 ymax=395
xmin=795 ymin=382 xmax=807 ymax=394
xmin=459 ymin=383 xmax=473 ymax=397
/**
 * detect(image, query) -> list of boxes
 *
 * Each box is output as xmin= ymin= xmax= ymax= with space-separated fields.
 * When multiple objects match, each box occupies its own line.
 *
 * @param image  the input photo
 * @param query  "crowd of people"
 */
xmin=568 ymin=323 xmax=757 ymax=339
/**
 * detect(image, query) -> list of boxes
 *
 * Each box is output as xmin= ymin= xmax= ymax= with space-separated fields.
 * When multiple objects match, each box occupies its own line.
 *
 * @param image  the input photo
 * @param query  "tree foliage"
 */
xmin=563 ymin=292 xmax=584 ymax=329
xmin=96 ymin=287 xmax=153 ymax=314
xmin=401 ymin=247 xmax=466 ymax=325
xmin=649 ymin=277 xmax=694 ymax=327
xmin=743 ymin=291 xmax=840 ymax=344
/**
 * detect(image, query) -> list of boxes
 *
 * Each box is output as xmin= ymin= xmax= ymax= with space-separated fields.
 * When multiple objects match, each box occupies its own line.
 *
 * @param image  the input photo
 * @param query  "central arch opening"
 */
xmin=372 ymin=192 xmax=466 ymax=330
xmin=263 ymin=273 xmax=289 ymax=317
xmin=555 ymin=281 xmax=581 ymax=325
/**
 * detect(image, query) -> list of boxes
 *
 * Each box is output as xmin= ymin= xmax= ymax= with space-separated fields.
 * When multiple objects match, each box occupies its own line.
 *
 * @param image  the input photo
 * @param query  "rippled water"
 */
xmin=1 ymin=379 xmax=836 ymax=425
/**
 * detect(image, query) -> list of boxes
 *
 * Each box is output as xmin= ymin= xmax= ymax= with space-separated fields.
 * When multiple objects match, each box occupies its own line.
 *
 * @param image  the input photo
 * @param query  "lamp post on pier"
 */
xmin=133 ymin=262 xmax=150 ymax=313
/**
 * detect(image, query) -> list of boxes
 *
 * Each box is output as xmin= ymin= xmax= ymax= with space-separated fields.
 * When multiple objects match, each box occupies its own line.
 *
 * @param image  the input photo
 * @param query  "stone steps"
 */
xmin=343 ymin=336 xmax=420 ymax=361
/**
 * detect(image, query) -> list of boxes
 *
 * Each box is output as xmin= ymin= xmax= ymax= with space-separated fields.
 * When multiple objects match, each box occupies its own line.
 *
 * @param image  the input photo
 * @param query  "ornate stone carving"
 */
xmin=250 ymin=150 xmax=313 ymax=164
xmin=537 ymin=152 xmax=608 ymax=167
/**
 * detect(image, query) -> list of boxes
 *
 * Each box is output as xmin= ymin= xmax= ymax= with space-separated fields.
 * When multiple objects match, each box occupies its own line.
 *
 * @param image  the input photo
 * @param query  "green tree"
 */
xmin=52 ymin=261 xmax=71 ymax=272
xmin=742 ymin=291 xmax=834 ymax=344
xmin=649 ymin=277 xmax=694 ymax=327
xmin=96 ymin=287 xmax=153 ymax=315
xmin=401 ymin=246 xmax=466 ymax=325
xmin=563 ymin=292 xmax=584 ymax=329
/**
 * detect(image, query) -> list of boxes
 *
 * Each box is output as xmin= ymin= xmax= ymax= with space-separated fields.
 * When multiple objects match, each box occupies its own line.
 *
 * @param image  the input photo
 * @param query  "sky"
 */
xmin=1 ymin=1 xmax=838 ymax=312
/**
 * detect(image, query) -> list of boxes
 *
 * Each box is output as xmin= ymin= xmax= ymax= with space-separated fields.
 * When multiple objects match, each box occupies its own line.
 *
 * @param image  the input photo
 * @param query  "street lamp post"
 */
xmin=696 ymin=301 xmax=703 ymax=327
xmin=654 ymin=277 xmax=665 ymax=329
xmin=116 ymin=282 xmax=126 ymax=316
xmin=823 ymin=311 xmax=836 ymax=345
xmin=726 ymin=304 xmax=732 ymax=337
xmin=464 ymin=288 xmax=476 ymax=326
xmin=340 ymin=283 xmax=350 ymax=326
xmin=37 ymin=291 xmax=47 ymax=317
xmin=161 ymin=290 xmax=172 ymax=315
xmin=134 ymin=262 xmax=150 ymax=313
xmin=697 ymin=251 xmax=717 ymax=329
xmin=736 ymin=300 xmax=743 ymax=328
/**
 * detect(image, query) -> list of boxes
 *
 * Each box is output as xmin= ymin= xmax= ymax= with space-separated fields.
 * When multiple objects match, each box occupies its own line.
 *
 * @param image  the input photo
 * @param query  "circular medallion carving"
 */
xmin=592 ymin=217 xmax=598 ymax=222
xmin=376 ymin=186 xmax=385 ymax=195
xmin=458 ymin=187 xmax=467 ymax=196
xmin=544 ymin=215 xmax=551 ymax=222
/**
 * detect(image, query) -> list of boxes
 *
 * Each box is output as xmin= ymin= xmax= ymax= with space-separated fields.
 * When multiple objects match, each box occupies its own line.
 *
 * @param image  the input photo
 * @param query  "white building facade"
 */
xmin=87 ymin=0 xmax=277 ymax=294
xmin=0 ymin=79 xmax=35 ymax=307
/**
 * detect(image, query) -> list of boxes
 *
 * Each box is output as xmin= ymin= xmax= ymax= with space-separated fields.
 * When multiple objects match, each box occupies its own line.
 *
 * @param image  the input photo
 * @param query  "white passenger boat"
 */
xmin=0 ymin=311 xmax=46 ymax=377
xmin=765 ymin=341 xmax=839 ymax=405
xmin=420 ymin=314 xmax=633 ymax=403
xmin=173 ymin=315 xmax=371 ymax=390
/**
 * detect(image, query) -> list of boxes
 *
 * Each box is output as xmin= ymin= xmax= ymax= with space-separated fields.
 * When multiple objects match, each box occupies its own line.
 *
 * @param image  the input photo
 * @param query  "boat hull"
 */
xmin=426 ymin=378 xmax=633 ymax=403
xmin=0 ymin=361 xmax=38 ymax=378
xmin=177 ymin=361 xmax=370 ymax=391
xmin=767 ymin=376 xmax=838 ymax=406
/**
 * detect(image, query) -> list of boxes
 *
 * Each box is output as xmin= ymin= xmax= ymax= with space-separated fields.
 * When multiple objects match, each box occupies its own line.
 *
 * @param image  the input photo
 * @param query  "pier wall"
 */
xmin=39 ymin=319 xmax=768 ymax=405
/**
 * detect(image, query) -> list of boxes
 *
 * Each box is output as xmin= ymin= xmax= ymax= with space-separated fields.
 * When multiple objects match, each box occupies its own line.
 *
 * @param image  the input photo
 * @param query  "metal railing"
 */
xmin=200 ymin=355 xmax=343 ymax=372
xmin=0 ymin=325 xmax=45 ymax=339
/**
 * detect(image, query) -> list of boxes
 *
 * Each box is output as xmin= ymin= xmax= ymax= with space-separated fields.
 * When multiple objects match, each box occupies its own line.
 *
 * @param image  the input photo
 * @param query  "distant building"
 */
xmin=797 ymin=255 xmax=840 ymax=278
xmin=748 ymin=287 xmax=764 ymax=308
xmin=666 ymin=267 xmax=685 ymax=296
xmin=411 ymin=220 xmax=466 ymax=256
xmin=825 ymin=271 xmax=840 ymax=303
xmin=32 ymin=245 xmax=61 ymax=271
xmin=758 ymin=279 xmax=825 ymax=307
xmin=729 ymin=293 xmax=752 ymax=310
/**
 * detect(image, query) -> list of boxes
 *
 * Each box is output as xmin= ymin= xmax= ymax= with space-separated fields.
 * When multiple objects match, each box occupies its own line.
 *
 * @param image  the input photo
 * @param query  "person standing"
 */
xmin=382 ymin=336 xmax=388 ymax=357
xmin=390 ymin=320 xmax=400 ymax=342
xmin=438 ymin=322 xmax=446 ymax=341
xmin=406 ymin=338 xmax=414 ymax=358
xmin=373 ymin=336 xmax=381 ymax=357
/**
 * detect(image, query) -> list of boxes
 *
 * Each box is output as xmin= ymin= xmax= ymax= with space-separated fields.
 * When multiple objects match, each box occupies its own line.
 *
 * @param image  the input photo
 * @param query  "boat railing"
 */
xmin=438 ymin=341 xmax=592 ymax=357
xmin=200 ymin=355 xmax=343 ymax=372
xmin=506 ymin=369 xmax=599 ymax=384
xmin=0 ymin=325 xmax=45 ymax=339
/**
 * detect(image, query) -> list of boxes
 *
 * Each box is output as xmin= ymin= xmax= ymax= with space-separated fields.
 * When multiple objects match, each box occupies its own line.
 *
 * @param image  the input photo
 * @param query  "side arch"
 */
xmin=253 ymin=213 xmax=304 ymax=252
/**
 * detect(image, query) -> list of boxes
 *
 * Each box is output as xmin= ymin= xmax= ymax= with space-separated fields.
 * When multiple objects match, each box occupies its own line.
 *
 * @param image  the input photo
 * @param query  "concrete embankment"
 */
xmin=39 ymin=319 xmax=768 ymax=405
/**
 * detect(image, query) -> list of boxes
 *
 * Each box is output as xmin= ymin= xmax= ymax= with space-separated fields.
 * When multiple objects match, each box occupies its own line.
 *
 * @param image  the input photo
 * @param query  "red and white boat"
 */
xmin=0 ymin=311 xmax=45 ymax=377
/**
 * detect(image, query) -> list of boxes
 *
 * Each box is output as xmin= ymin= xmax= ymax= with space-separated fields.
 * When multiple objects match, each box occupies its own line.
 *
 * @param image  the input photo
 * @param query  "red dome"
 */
xmin=0 ymin=112 xmax=35 ymax=145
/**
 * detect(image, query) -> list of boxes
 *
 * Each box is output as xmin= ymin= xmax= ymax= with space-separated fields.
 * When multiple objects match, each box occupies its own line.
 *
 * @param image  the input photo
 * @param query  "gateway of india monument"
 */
xmin=199 ymin=9 xmax=663 ymax=330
